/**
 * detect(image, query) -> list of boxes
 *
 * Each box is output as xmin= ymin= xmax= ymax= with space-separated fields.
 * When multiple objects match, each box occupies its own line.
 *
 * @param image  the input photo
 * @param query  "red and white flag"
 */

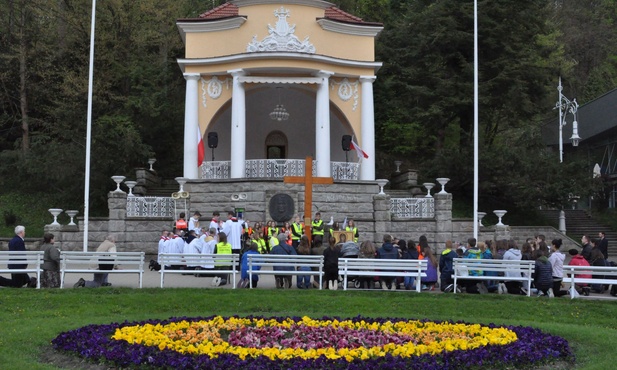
xmin=350 ymin=139 xmax=368 ymax=160
xmin=197 ymin=125 xmax=205 ymax=167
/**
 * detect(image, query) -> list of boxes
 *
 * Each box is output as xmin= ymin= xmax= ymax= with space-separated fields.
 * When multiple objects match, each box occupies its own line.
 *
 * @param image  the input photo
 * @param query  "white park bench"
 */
xmin=247 ymin=254 xmax=324 ymax=289
xmin=60 ymin=251 xmax=145 ymax=288
xmin=564 ymin=265 xmax=617 ymax=299
xmin=453 ymin=258 xmax=535 ymax=296
xmin=338 ymin=258 xmax=428 ymax=292
xmin=158 ymin=253 xmax=239 ymax=288
xmin=0 ymin=251 xmax=43 ymax=289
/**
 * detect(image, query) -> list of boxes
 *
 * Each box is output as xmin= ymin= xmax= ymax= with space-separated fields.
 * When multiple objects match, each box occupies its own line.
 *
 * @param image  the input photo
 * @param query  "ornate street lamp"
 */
xmin=555 ymin=77 xmax=580 ymax=162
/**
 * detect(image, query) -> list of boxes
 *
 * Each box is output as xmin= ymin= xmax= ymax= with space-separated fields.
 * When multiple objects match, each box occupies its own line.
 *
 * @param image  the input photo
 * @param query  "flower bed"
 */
xmin=51 ymin=315 xmax=573 ymax=369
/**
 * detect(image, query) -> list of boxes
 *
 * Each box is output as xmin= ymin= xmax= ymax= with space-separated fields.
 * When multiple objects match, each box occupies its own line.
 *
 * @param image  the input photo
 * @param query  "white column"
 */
xmin=360 ymin=76 xmax=376 ymax=180
xmin=229 ymin=69 xmax=246 ymax=178
xmin=315 ymin=71 xmax=333 ymax=177
xmin=183 ymin=73 xmax=200 ymax=179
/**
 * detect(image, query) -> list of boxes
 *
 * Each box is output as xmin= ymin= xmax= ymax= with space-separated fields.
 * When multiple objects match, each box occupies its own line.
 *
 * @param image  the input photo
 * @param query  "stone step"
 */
xmin=538 ymin=210 xmax=617 ymax=259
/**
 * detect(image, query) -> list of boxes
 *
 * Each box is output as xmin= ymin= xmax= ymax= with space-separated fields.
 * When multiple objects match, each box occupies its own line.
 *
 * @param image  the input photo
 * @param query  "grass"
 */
xmin=0 ymin=288 xmax=615 ymax=369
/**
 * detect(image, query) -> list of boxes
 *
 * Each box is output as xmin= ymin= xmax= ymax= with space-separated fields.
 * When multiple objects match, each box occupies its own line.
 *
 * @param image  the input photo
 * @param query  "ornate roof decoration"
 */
xmin=247 ymin=7 xmax=315 ymax=54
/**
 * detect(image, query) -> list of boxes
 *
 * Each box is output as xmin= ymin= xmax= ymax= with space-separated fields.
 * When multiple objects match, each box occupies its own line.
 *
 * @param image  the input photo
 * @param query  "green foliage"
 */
xmin=0 ymin=0 xmax=616 ymax=222
xmin=0 ymin=192 xmax=64 ymax=238
xmin=0 ymin=288 xmax=615 ymax=369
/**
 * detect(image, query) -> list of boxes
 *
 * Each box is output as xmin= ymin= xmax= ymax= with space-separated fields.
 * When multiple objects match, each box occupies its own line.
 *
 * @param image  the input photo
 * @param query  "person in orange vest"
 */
xmin=416 ymin=235 xmax=428 ymax=260
xmin=174 ymin=213 xmax=188 ymax=235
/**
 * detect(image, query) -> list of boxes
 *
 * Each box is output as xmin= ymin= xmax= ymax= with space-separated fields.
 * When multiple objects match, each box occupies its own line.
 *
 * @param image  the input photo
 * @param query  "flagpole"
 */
xmin=473 ymin=0 xmax=479 ymax=240
xmin=83 ymin=0 xmax=96 ymax=252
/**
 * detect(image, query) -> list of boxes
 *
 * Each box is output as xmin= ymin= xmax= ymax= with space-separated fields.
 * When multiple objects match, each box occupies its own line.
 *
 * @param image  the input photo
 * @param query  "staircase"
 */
xmin=540 ymin=210 xmax=617 ymax=258
xmin=139 ymin=179 xmax=179 ymax=197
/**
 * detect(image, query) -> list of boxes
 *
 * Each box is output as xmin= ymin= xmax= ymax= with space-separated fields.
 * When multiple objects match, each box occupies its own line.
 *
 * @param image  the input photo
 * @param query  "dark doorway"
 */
xmin=267 ymin=145 xmax=286 ymax=159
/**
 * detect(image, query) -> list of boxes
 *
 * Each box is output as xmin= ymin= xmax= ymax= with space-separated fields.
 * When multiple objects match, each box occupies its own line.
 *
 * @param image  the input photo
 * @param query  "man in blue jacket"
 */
xmin=5 ymin=226 xmax=37 ymax=288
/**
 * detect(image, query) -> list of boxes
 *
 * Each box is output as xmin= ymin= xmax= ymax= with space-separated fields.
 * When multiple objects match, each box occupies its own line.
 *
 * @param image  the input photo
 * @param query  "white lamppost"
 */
xmin=555 ymin=77 xmax=580 ymax=163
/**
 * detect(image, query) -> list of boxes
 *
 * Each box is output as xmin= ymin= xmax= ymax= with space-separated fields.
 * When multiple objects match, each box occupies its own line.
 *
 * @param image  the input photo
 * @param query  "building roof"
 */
xmin=542 ymin=88 xmax=617 ymax=146
xmin=179 ymin=1 xmax=381 ymax=27
xmin=198 ymin=2 xmax=239 ymax=19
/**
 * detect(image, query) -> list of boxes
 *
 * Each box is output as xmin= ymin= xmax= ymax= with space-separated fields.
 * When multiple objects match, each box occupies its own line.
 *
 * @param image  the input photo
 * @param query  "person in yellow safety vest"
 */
xmin=252 ymin=230 xmax=268 ymax=254
xmin=291 ymin=214 xmax=304 ymax=250
xmin=269 ymin=232 xmax=280 ymax=250
xmin=345 ymin=219 xmax=359 ymax=243
xmin=212 ymin=232 xmax=232 ymax=287
xmin=311 ymin=212 xmax=324 ymax=246
xmin=267 ymin=220 xmax=279 ymax=240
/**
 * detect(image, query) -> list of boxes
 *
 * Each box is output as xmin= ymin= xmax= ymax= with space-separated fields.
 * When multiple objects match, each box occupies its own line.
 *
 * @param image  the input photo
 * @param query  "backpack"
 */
xmin=149 ymin=259 xmax=161 ymax=271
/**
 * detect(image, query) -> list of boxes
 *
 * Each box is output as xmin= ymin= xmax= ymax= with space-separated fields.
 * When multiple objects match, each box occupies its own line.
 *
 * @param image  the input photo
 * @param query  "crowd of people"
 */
xmin=155 ymin=210 xmax=616 ymax=295
xmin=438 ymin=234 xmax=614 ymax=297
xmin=1 ymin=216 xmax=615 ymax=296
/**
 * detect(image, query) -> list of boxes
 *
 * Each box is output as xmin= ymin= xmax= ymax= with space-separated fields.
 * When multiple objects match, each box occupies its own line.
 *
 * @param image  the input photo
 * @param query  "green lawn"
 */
xmin=0 ymin=288 xmax=615 ymax=369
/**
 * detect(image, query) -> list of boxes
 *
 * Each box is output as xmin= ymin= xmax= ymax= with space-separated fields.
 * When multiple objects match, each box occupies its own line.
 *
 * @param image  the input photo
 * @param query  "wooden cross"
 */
xmin=284 ymin=156 xmax=333 ymax=239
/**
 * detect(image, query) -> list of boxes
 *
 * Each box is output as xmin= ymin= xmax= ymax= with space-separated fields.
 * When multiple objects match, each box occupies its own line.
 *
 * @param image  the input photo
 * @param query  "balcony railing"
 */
xmin=390 ymin=198 xmax=435 ymax=219
xmin=126 ymin=196 xmax=176 ymax=218
xmin=201 ymin=159 xmax=359 ymax=180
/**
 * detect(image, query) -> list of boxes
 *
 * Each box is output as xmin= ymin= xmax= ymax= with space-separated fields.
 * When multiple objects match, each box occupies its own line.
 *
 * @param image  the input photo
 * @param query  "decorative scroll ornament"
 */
xmin=200 ymin=76 xmax=231 ymax=108
xmin=330 ymin=78 xmax=359 ymax=111
xmin=247 ymin=7 xmax=315 ymax=54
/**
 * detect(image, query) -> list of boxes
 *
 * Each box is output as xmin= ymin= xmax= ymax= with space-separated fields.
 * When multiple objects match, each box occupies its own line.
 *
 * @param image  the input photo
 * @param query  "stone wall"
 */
xmin=40 ymin=179 xmax=576 ymax=255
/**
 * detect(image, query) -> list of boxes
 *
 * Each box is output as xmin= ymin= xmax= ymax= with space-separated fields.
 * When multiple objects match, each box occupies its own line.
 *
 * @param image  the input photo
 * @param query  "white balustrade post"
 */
xmin=360 ymin=76 xmax=376 ymax=180
xmin=315 ymin=71 xmax=333 ymax=177
xmin=559 ymin=210 xmax=566 ymax=233
xmin=229 ymin=69 xmax=246 ymax=178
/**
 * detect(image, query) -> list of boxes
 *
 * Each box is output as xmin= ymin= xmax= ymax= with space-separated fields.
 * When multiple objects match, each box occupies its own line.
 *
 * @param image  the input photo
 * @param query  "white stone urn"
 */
xmin=376 ymin=179 xmax=389 ymax=195
xmin=48 ymin=208 xmax=63 ymax=226
xmin=394 ymin=161 xmax=402 ymax=173
xmin=111 ymin=176 xmax=126 ymax=192
xmin=493 ymin=210 xmax=507 ymax=226
xmin=148 ymin=158 xmax=156 ymax=171
xmin=66 ymin=210 xmax=79 ymax=226
xmin=423 ymin=183 xmax=435 ymax=198
xmin=477 ymin=212 xmax=486 ymax=227
xmin=125 ymin=181 xmax=137 ymax=196
xmin=436 ymin=178 xmax=450 ymax=194
xmin=175 ymin=177 xmax=188 ymax=192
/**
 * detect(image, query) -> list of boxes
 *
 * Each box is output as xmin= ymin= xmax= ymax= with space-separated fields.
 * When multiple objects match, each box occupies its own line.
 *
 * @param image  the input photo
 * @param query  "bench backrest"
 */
xmin=339 ymin=258 xmax=427 ymax=271
xmin=453 ymin=258 xmax=535 ymax=274
xmin=158 ymin=253 xmax=238 ymax=268
xmin=247 ymin=254 xmax=323 ymax=268
xmin=565 ymin=265 xmax=617 ymax=281
xmin=60 ymin=251 xmax=144 ymax=267
xmin=0 ymin=251 xmax=43 ymax=269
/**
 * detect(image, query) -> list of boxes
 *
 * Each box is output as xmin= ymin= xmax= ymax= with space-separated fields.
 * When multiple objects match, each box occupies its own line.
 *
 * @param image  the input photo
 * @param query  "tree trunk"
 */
xmin=19 ymin=0 xmax=28 ymax=152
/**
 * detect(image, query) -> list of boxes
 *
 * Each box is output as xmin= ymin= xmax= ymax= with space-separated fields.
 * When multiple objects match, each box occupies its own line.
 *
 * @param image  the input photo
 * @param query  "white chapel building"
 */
xmin=176 ymin=0 xmax=383 ymax=181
